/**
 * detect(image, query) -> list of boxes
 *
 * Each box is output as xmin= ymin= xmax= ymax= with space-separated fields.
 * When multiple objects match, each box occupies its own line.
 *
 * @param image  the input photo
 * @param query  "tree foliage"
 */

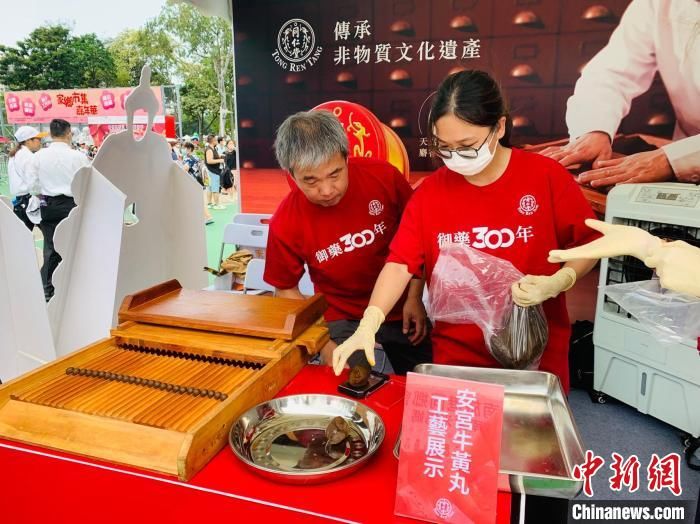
xmin=0 ymin=25 xmax=115 ymax=90
xmin=107 ymin=23 xmax=176 ymax=87
xmin=0 ymin=4 xmax=235 ymax=137
xmin=157 ymin=2 xmax=234 ymax=136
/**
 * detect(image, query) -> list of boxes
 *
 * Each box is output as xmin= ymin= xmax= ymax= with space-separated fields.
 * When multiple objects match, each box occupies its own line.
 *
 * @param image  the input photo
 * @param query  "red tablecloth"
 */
xmin=0 ymin=365 xmax=512 ymax=523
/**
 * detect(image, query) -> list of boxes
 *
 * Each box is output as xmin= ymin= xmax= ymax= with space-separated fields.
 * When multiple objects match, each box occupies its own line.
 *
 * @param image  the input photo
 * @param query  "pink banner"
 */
xmin=4 ymin=87 xmax=164 ymax=125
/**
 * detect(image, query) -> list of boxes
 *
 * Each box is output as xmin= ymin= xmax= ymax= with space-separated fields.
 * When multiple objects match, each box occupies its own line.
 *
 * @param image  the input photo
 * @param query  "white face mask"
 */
xmin=442 ymin=129 xmax=496 ymax=177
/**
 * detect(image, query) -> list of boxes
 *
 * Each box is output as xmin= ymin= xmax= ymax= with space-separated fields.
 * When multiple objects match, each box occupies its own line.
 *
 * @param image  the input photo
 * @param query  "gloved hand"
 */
xmin=512 ymin=267 xmax=577 ymax=307
xmin=332 ymin=306 xmax=385 ymax=376
xmin=645 ymin=241 xmax=700 ymax=298
xmin=548 ymin=219 xmax=662 ymax=263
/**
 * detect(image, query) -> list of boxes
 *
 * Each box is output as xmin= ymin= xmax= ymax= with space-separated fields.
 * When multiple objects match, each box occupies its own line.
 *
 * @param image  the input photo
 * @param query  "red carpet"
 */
xmin=240 ymin=168 xmax=430 ymax=214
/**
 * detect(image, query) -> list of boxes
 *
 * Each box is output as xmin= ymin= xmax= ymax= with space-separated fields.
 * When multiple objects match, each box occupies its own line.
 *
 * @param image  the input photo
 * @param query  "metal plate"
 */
xmin=396 ymin=364 xmax=585 ymax=499
xmin=230 ymin=394 xmax=385 ymax=484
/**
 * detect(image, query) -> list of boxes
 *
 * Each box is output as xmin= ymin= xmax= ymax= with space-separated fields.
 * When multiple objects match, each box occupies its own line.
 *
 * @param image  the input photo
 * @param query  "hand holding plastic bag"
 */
xmin=429 ymin=245 xmax=549 ymax=369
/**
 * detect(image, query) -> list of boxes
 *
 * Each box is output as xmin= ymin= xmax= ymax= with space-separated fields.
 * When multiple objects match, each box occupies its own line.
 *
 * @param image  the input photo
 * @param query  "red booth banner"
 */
xmin=4 ymin=86 xmax=165 ymax=125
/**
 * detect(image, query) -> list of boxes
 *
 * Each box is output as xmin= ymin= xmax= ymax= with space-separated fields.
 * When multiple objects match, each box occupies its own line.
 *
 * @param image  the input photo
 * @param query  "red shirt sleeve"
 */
xmin=549 ymin=164 xmax=601 ymax=249
xmin=387 ymin=185 xmax=426 ymax=277
xmin=263 ymin=213 xmax=305 ymax=289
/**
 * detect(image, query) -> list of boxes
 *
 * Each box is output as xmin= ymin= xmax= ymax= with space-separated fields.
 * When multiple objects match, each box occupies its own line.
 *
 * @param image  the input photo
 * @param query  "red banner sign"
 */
xmin=395 ymin=373 xmax=505 ymax=524
xmin=4 ymin=87 xmax=164 ymax=125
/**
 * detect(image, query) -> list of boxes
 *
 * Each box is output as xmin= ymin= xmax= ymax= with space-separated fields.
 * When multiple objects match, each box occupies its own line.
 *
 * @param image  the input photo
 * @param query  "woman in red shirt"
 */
xmin=332 ymin=70 xmax=600 ymax=392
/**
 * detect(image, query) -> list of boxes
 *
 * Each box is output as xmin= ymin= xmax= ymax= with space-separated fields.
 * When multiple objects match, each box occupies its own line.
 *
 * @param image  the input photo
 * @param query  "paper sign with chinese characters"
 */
xmin=395 ymin=373 xmax=505 ymax=524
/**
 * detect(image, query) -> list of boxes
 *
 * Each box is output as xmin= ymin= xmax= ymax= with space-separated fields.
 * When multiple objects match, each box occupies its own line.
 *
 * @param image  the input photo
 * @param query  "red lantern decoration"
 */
xmin=39 ymin=93 xmax=52 ymax=111
xmin=120 ymin=90 xmax=132 ymax=110
xmin=22 ymin=98 xmax=36 ymax=117
xmin=6 ymin=94 xmax=20 ymax=112
xmin=312 ymin=100 xmax=410 ymax=179
xmin=101 ymin=90 xmax=116 ymax=110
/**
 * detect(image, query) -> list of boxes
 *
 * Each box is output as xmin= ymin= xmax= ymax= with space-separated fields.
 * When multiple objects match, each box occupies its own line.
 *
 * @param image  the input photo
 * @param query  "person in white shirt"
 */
xmin=542 ymin=0 xmax=700 ymax=187
xmin=29 ymin=118 xmax=90 ymax=300
xmin=7 ymin=126 xmax=46 ymax=230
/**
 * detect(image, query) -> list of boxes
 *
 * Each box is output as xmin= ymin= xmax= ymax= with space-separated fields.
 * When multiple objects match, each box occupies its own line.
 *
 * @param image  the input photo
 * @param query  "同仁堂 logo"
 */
xmin=434 ymin=498 xmax=455 ymax=519
xmin=272 ymin=19 xmax=323 ymax=72
xmin=518 ymin=194 xmax=539 ymax=216
xmin=368 ymin=199 xmax=384 ymax=216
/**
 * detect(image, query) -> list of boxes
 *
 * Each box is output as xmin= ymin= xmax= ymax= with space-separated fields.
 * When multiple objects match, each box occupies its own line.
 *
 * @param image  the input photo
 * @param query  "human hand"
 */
xmin=540 ymin=132 xmax=612 ymax=168
xmin=645 ymin=241 xmax=700 ymax=298
xmin=548 ymin=219 xmax=662 ymax=263
xmin=402 ymin=296 xmax=428 ymax=345
xmin=577 ymin=149 xmax=674 ymax=188
xmin=511 ymin=268 xmax=577 ymax=307
xmin=332 ymin=306 xmax=385 ymax=375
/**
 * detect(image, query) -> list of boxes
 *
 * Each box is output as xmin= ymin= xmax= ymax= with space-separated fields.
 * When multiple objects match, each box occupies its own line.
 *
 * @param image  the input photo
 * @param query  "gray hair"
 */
xmin=274 ymin=110 xmax=349 ymax=173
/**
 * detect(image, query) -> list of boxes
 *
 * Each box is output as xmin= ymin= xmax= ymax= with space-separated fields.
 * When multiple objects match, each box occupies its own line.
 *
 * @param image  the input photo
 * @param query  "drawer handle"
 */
xmin=450 ymin=15 xmax=475 ymax=31
xmin=390 ymin=20 xmax=414 ymax=36
xmin=285 ymin=73 xmax=304 ymax=85
xmin=582 ymin=5 xmax=613 ymax=21
xmin=513 ymin=10 xmax=541 ymax=27
xmin=390 ymin=68 xmax=411 ymax=83
xmin=512 ymin=115 xmax=533 ymax=129
xmin=510 ymin=64 xmax=536 ymax=79
xmin=237 ymin=75 xmax=253 ymax=87
xmin=647 ymin=113 xmax=673 ymax=127
xmin=336 ymin=71 xmax=356 ymax=86
xmin=390 ymin=117 xmax=409 ymax=129
xmin=240 ymin=118 xmax=255 ymax=129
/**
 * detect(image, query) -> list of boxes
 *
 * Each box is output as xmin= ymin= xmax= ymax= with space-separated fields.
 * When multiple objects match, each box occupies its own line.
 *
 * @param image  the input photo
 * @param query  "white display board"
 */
xmin=0 ymin=198 xmax=55 ymax=382
xmin=92 ymin=65 xmax=207 ymax=322
xmin=47 ymin=166 xmax=126 ymax=357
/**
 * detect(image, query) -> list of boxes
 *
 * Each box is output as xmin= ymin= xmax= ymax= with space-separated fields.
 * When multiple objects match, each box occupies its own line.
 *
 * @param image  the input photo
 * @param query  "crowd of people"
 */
xmin=168 ymin=133 xmax=239 ymax=225
xmin=6 ymin=118 xmax=236 ymax=300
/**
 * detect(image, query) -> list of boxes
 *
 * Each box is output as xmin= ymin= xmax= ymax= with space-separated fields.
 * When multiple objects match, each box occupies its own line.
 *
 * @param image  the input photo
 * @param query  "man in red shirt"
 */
xmin=263 ymin=110 xmax=431 ymax=374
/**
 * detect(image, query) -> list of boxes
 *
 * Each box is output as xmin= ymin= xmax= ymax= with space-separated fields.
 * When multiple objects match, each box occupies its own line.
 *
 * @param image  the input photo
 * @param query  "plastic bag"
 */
xmin=429 ymin=244 xmax=549 ymax=369
xmin=604 ymin=280 xmax=700 ymax=343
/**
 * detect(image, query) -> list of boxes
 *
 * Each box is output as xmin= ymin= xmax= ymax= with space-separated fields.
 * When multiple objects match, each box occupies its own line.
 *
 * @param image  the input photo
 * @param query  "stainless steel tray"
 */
xmin=230 ymin=394 xmax=385 ymax=484
xmin=395 ymin=364 xmax=585 ymax=499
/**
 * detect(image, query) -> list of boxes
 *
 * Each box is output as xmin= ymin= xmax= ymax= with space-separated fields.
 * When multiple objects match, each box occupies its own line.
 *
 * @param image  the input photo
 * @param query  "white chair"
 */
xmin=218 ymin=222 xmax=269 ymax=264
xmin=243 ymin=259 xmax=274 ymax=294
xmin=232 ymin=213 xmax=272 ymax=226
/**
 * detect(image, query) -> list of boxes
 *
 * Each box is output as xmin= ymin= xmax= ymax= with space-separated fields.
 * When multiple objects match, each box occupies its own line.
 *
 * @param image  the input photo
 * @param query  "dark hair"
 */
xmin=428 ymin=70 xmax=512 ymax=148
xmin=8 ymin=143 xmax=23 ymax=158
xmin=184 ymin=141 xmax=195 ymax=151
xmin=50 ymin=118 xmax=72 ymax=138
xmin=206 ymin=134 xmax=216 ymax=145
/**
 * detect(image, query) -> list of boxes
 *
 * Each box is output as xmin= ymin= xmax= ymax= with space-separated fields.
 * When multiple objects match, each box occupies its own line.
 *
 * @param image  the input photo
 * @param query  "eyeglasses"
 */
xmin=433 ymin=127 xmax=495 ymax=159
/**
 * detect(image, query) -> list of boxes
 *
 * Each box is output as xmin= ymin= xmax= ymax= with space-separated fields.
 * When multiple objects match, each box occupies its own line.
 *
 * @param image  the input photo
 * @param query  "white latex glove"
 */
xmin=511 ymin=267 xmax=577 ymax=307
xmin=332 ymin=306 xmax=385 ymax=376
xmin=645 ymin=241 xmax=700 ymax=298
xmin=548 ymin=219 xmax=662 ymax=263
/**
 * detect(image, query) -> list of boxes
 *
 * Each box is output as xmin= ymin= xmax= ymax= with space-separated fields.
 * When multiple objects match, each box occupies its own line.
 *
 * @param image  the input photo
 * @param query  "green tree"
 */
xmin=180 ymin=63 xmax=220 ymax=137
xmin=72 ymin=34 xmax=116 ymax=87
xmin=107 ymin=22 xmax=176 ymax=87
xmin=0 ymin=25 xmax=115 ymax=90
xmin=158 ymin=2 xmax=234 ymax=136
